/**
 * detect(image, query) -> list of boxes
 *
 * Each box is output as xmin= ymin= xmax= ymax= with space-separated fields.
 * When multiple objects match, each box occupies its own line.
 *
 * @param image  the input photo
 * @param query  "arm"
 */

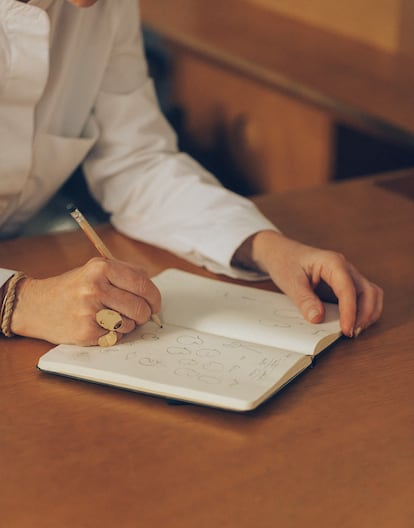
xmin=82 ymin=1 xmax=382 ymax=334
xmin=82 ymin=0 xmax=278 ymax=279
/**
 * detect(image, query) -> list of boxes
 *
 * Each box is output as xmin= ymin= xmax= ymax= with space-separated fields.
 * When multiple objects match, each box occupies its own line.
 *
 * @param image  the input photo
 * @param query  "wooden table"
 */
xmin=1 ymin=172 xmax=413 ymax=527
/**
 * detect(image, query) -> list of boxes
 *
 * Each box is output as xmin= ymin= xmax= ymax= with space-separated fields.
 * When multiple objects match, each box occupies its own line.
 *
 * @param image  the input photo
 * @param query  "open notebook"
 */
xmin=37 ymin=269 xmax=342 ymax=411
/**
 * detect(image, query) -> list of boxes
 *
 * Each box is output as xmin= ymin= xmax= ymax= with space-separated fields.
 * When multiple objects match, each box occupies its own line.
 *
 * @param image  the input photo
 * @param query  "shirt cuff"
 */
xmin=0 ymin=268 xmax=17 ymax=288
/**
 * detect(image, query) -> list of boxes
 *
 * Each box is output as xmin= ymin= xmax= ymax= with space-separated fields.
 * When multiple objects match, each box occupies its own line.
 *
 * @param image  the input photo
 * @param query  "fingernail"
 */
xmin=354 ymin=326 xmax=363 ymax=338
xmin=308 ymin=308 xmax=320 ymax=322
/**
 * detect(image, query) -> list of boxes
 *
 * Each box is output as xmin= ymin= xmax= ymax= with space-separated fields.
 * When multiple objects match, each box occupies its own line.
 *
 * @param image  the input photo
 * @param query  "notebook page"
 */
xmin=153 ymin=269 xmax=341 ymax=356
xmin=38 ymin=321 xmax=311 ymax=411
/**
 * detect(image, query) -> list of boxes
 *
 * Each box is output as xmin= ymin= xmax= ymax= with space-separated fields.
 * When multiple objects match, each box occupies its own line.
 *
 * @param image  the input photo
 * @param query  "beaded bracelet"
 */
xmin=0 ymin=272 xmax=27 ymax=337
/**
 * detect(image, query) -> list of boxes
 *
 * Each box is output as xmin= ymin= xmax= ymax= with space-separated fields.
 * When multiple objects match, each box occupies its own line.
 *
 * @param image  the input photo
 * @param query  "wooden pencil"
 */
xmin=67 ymin=204 xmax=162 ymax=328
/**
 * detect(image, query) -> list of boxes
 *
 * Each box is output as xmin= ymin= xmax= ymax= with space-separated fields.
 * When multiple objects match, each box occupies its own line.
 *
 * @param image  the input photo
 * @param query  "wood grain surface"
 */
xmin=1 ymin=171 xmax=413 ymax=527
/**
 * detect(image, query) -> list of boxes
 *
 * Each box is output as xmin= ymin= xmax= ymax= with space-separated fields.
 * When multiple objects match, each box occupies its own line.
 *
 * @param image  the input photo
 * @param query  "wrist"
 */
xmin=231 ymin=230 xmax=285 ymax=273
xmin=252 ymin=230 xmax=285 ymax=270
xmin=0 ymin=272 xmax=28 ymax=337
xmin=8 ymin=276 xmax=33 ymax=337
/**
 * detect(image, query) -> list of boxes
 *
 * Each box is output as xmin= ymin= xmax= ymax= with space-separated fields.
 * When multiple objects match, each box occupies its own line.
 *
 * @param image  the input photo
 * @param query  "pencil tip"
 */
xmin=151 ymin=314 xmax=163 ymax=328
xmin=66 ymin=203 xmax=76 ymax=213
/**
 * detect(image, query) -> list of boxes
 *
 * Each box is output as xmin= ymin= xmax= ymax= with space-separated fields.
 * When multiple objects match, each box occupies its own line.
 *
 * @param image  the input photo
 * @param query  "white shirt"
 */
xmin=0 ymin=0 xmax=277 ymax=285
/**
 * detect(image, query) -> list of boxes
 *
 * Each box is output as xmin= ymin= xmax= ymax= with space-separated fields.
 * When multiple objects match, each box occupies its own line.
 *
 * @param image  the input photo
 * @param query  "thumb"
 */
xmin=286 ymin=279 xmax=326 ymax=324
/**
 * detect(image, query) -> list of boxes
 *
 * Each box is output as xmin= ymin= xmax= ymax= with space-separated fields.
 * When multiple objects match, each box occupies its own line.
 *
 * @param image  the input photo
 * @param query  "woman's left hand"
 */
xmin=234 ymin=230 xmax=384 ymax=337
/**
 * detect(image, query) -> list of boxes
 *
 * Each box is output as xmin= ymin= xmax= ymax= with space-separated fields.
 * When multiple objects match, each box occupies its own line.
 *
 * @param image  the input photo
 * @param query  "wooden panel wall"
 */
xmin=250 ymin=0 xmax=402 ymax=52
xmin=168 ymin=47 xmax=334 ymax=194
xmin=400 ymin=0 xmax=414 ymax=55
xmin=141 ymin=0 xmax=414 ymax=194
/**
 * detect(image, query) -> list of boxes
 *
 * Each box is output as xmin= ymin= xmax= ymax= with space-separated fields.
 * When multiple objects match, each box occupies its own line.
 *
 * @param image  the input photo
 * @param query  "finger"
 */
xmin=353 ymin=281 xmax=377 ymax=335
xmin=100 ymin=286 xmax=153 ymax=326
xmin=353 ymin=280 xmax=384 ymax=336
xmin=96 ymin=309 xmax=123 ymax=330
xmin=371 ymin=284 xmax=384 ymax=326
xmin=295 ymin=284 xmax=326 ymax=324
xmin=273 ymin=270 xmax=327 ymax=325
xmin=95 ymin=308 xmax=136 ymax=335
xmin=319 ymin=260 xmax=357 ymax=337
xmin=98 ymin=331 xmax=118 ymax=347
xmin=96 ymin=329 xmax=130 ymax=347
xmin=111 ymin=315 xmax=136 ymax=335
xmin=346 ymin=262 xmax=383 ymax=331
xmin=104 ymin=260 xmax=162 ymax=315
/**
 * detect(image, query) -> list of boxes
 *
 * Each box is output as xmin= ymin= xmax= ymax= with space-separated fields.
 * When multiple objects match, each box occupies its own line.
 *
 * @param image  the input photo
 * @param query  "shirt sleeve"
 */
xmin=82 ymin=0 xmax=278 ymax=280
xmin=0 ymin=268 xmax=16 ymax=288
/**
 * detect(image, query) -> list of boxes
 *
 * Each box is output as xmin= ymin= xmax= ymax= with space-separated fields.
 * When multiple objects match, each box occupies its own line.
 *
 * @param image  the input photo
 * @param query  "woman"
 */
xmin=0 ymin=0 xmax=383 ymax=345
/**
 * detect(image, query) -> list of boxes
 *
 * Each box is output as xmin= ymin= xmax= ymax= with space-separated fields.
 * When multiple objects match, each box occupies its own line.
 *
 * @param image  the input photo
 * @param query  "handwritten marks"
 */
xmin=154 ymin=269 xmax=340 ymax=355
xmin=66 ymin=322 xmax=302 ymax=394
xmin=39 ymin=270 xmax=341 ymax=410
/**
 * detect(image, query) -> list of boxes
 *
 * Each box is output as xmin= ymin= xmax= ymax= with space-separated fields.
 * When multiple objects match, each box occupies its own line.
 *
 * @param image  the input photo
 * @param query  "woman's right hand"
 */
xmin=10 ymin=257 xmax=161 ymax=345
